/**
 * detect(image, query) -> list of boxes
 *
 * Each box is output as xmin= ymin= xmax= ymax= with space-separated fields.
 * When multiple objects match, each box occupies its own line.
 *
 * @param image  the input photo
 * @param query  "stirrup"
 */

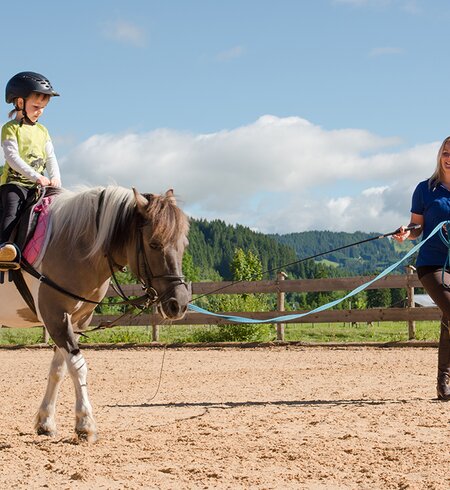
xmin=0 ymin=243 xmax=21 ymax=271
xmin=0 ymin=261 xmax=21 ymax=271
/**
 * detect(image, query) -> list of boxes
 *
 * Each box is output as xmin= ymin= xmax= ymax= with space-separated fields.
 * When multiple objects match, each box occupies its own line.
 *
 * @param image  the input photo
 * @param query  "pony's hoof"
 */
xmin=75 ymin=429 xmax=98 ymax=443
xmin=36 ymin=426 xmax=57 ymax=437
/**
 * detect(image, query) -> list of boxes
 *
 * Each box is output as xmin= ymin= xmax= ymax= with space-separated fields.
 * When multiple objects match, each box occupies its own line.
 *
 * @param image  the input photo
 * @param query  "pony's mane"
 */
xmin=49 ymin=186 xmax=189 ymax=258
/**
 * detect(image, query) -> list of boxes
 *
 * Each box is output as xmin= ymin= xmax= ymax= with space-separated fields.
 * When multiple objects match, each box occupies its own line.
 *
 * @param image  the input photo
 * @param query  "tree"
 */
xmin=390 ymin=288 xmax=406 ymax=307
xmin=182 ymin=252 xmax=201 ymax=282
xmin=231 ymin=248 xmax=262 ymax=281
xmin=366 ymin=288 xmax=391 ymax=308
xmin=194 ymin=248 xmax=271 ymax=342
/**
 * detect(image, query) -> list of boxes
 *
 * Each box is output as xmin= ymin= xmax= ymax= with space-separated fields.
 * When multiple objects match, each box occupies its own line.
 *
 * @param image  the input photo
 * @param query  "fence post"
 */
xmin=152 ymin=305 xmax=160 ymax=342
xmin=42 ymin=327 xmax=49 ymax=343
xmin=276 ymin=272 xmax=287 ymax=341
xmin=406 ymin=265 xmax=416 ymax=340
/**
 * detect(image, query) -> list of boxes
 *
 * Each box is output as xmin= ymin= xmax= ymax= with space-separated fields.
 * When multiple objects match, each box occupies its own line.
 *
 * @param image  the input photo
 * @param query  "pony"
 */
xmin=0 ymin=185 xmax=190 ymax=441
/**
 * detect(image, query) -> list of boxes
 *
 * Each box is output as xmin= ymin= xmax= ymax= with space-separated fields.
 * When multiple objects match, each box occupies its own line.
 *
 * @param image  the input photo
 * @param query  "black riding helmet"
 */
xmin=5 ymin=71 xmax=59 ymax=104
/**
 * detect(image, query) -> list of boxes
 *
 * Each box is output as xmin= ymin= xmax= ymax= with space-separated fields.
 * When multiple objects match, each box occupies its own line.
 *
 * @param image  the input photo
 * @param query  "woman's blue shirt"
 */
xmin=412 ymin=179 xmax=450 ymax=267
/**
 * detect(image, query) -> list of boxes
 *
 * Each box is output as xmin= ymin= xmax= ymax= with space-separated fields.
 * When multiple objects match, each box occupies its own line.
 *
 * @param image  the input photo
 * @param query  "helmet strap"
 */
xmin=16 ymin=98 xmax=35 ymax=126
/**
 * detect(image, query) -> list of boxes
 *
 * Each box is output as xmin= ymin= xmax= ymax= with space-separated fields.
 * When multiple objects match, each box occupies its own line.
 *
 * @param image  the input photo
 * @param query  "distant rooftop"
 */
xmin=414 ymin=294 xmax=436 ymax=308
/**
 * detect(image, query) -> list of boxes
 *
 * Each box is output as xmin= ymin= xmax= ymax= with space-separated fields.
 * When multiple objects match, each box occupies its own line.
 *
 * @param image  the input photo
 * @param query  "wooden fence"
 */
xmin=90 ymin=266 xmax=442 ymax=342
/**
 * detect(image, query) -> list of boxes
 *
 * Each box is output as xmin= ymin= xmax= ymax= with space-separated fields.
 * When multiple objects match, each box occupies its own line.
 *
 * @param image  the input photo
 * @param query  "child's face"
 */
xmin=22 ymin=93 xmax=50 ymax=123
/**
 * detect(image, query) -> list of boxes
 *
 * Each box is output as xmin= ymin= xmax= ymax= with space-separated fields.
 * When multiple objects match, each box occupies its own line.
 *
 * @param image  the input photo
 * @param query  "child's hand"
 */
xmin=36 ymin=176 xmax=51 ymax=187
xmin=50 ymin=178 xmax=61 ymax=188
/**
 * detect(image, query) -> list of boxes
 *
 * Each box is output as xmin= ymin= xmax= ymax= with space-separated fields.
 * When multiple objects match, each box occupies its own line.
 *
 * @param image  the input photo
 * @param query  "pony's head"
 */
xmin=130 ymin=188 xmax=190 ymax=320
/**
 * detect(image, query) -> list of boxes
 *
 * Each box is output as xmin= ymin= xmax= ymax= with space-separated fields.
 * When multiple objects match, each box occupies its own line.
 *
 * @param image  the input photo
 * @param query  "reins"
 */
xmin=19 ymin=255 xmax=154 ymax=334
xmin=20 ymin=255 xmax=149 ymax=307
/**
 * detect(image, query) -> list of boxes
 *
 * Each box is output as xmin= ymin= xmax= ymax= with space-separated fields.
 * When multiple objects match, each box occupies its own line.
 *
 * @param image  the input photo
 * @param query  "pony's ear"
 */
xmin=165 ymin=189 xmax=176 ymax=204
xmin=133 ymin=187 xmax=149 ymax=213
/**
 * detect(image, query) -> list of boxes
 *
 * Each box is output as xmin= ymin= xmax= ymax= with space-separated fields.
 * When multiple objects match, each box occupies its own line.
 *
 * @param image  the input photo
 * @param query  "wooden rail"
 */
xmin=92 ymin=267 xmax=439 ymax=341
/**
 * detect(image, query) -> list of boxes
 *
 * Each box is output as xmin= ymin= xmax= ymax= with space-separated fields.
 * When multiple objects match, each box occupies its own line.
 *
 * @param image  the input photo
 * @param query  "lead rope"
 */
xmin=190 ymin=224 xmax=422 ymax=304
xmin=438 ymin=221 xmax=450 ymax=288
xmin=146 ymin=345 xmax=167 ymax=402
xmin=188 ymin=221 xmax=446 ymax=323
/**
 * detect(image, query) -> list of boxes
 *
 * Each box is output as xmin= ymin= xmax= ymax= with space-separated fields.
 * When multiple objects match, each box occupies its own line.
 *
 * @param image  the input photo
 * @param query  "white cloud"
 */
xmin=216 ymin=46 xmax=245 ymax=61
xmin=333 ymin=0 xmax=420 ymax=12
xmin=60 ymin=115 xmax=439 ymax=234
xmin=334 ymin=0 xmax=368 ymax=4
xmin=401 ymin=1 xmax=421 ymax=14
xmin=369 ymin=47 xmax=404 ymax=57
xmin=252 ymin=182 xmax=416 ymax=234
xmin=101 ymin=20 xmax=147 ymax=47
xmin=333 ymin=0 xmax=391 ymax=6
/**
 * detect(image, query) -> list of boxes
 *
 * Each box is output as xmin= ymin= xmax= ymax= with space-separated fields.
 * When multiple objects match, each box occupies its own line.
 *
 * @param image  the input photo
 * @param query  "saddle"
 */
xmin=0 ymin=186 xmax=61 ymax=277
xmin=0 ymin=186 xmax=62 ymax=317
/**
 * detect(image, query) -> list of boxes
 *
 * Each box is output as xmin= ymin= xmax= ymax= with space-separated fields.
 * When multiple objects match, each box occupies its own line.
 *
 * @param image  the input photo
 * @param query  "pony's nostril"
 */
xmin=166 ymin=298 xmax=181 ymax=316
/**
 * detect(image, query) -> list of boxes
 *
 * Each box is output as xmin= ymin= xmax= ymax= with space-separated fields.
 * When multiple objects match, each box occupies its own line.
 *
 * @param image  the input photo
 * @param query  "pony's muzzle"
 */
xmin=162 ymin=297 xmax=188 ymax=320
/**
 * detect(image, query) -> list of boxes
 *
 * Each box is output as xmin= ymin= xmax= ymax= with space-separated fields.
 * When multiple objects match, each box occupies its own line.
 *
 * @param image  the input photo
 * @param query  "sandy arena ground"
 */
xmin=0 ymin=345 xmax=448 ymax=489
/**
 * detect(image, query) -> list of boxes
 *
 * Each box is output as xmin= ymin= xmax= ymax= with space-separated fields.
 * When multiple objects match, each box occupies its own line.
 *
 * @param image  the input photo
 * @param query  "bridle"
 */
xmin=94 ymin=188 xmax=188 ymax=310
xmin=106 ymin=219 xmax=189 ymax=313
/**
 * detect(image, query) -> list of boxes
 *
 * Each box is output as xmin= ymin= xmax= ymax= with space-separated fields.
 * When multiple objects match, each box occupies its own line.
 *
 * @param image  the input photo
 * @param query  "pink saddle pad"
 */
xmin=23 ymin=196 xmax=53 ymax=266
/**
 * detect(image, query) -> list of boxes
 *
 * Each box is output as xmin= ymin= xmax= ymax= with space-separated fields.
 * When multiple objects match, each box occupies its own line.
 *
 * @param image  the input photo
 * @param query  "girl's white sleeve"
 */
xmin=45 ymin=140 xmax=61 ymax=182
xmin=1 ymin=138 xmax=42 ymax=182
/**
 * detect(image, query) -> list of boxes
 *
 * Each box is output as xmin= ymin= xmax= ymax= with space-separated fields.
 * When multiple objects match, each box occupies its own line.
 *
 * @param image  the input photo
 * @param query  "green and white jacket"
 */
xmin=1 ymin=119 xmax=60 ymax=187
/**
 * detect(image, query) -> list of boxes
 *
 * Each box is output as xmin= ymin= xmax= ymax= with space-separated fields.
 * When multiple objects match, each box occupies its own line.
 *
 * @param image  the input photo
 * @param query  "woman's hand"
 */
xmin=393 ymin=225 xmax=411 ymax=242
xmin=393 ymin=223 xmax=422 ymax=242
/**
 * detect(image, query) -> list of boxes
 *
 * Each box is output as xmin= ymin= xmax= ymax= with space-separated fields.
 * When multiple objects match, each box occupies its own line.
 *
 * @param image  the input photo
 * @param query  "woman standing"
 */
xmin=394 ymin=136 xmax=450 ymax=400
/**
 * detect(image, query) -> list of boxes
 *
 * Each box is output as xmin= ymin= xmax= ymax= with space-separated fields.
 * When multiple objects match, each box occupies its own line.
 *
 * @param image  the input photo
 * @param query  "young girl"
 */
xmin=0 ymin=71 xmax=61 ymax=262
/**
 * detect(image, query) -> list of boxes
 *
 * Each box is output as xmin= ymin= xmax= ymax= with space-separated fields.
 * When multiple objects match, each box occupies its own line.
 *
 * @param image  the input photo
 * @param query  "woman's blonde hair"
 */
xmin=429 ymin=136 xmax=450 ymax=188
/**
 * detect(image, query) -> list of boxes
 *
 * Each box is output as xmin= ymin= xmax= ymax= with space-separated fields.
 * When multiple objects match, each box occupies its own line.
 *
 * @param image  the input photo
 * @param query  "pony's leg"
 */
xmin=60 ymin=346 xmax=98 ymax=442
xmin=34 ymin=346 xmax=67 ymax=436
xmin=40 ymin=311 xmax=98 ymax=442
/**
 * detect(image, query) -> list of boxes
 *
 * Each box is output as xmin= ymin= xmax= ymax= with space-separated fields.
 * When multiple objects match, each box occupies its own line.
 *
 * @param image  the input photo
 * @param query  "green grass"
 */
xmin=315 ymin=259 xmax=340 ymax=268
xmin=0 ymin=327 xmax=45 ymax=345
xmin=0 ymin=321 xmax=441 ymax=345
xmin=283 ymin=321 xmax=439 ymax=343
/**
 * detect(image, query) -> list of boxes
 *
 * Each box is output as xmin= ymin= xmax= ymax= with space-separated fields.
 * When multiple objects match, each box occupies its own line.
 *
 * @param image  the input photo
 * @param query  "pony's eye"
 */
xmin=149 ymin=242 xmax=161 ymax=250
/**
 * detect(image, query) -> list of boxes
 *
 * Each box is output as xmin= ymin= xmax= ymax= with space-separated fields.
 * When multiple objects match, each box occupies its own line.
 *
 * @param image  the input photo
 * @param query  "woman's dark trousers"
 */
xmin=419 ymin=270 xmax=450 ymax=399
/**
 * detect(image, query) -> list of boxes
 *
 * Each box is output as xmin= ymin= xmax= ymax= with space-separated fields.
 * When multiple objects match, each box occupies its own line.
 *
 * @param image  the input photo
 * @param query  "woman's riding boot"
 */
xmin=437 ymin=373 xmax=450 ymax=400
xmin=437 ymin=322 xmax=450 ymax=401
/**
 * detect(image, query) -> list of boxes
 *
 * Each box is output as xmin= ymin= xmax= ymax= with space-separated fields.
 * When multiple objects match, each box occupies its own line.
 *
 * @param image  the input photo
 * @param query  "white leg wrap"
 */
xmin=63 ymin=350 xmax=97 ymax=441
xmin=35 ymin=348 xmax=67 ymax=436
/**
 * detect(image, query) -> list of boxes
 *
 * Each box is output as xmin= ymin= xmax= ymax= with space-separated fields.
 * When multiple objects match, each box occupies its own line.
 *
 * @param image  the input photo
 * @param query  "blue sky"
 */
xmin=1 ymin=0 xmax=449 ymax=233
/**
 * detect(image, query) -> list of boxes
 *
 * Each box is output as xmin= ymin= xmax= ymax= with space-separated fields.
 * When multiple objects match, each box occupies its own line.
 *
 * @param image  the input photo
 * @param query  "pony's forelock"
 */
xmin=143 ymin=194 xmax=190 ymax=247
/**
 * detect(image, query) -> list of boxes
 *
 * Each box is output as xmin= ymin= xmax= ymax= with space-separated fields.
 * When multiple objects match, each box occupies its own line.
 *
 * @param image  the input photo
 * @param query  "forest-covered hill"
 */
xmin=270 ymin=230 xmax=414 ymax=276
xmin=187 ymin=219 xmax=415 ymax=280
xmin=187 ymin=219 xmax=330 ymax=281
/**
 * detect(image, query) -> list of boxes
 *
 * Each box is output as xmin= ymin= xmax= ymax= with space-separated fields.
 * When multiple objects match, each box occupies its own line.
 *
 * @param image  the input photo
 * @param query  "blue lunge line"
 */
xmin=188 ymin=221 xmax=449 ymax=324
xmin=438 ymin=222 xmax=450 ymax=287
